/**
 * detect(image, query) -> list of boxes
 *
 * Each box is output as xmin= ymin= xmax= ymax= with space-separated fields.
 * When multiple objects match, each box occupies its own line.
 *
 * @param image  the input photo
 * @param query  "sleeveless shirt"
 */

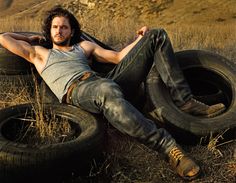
xmin=40 ymin=44 xmax=94 ymax=102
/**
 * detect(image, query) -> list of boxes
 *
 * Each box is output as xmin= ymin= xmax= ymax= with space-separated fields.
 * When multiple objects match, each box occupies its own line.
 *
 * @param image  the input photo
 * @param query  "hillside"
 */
xmin=0 ymin=0 xmax=236 ymax=26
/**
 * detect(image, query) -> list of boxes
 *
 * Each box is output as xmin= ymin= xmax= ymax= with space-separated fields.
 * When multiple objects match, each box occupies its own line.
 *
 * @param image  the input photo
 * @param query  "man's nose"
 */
xmin=56 ymin=27 xmax=62 ymax=34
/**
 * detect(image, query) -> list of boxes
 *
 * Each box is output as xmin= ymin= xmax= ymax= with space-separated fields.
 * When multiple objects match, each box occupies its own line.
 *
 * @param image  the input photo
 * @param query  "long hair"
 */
xmin=42 ymin=5 xmax=82 ymax=48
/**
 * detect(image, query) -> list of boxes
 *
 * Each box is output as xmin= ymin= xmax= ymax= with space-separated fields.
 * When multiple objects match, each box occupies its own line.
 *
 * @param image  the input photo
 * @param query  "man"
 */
xmin=0 ymin=5 xmax=226 ymax=180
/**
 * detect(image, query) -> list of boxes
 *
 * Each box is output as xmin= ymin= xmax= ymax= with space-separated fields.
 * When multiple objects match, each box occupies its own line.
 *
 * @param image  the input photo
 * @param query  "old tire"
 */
xmin=0 ymin=103 xmax=105 ymax=183
xmin=145 ymin=50 xmax=236 ymax=143
xmin=0 ymin=48 xmax=34 ymax=75
xmin=39 ymin=80 xmax=59 ymax=104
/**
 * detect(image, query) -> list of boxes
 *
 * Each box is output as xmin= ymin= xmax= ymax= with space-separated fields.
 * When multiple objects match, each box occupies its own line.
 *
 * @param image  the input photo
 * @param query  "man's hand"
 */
xmin=0 ymin=33 xmax=45 ymax=45
xmin=0 ymin=32 xmax=40 ymax=63
xmin=28 ymin=35 xmax=46 ymax=45
xmin=136 ymin=26 xmax=150 ymax=36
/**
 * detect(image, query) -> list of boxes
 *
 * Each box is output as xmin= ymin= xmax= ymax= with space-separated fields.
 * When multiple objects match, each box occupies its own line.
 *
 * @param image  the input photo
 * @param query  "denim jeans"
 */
xmin=106 ymin=29 xmax=192 ymax=106
xmin=70 ymin=29 xmax=191 ymax=155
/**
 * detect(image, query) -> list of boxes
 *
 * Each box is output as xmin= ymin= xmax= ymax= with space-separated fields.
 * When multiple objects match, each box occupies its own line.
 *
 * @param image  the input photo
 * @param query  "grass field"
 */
xmin=0 ymin=1 xmax=235 ymax=182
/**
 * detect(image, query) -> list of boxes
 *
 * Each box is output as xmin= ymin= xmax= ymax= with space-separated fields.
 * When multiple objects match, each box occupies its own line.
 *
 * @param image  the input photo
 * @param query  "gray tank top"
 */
xmin=40 ymin=44 xmax=94 ymax=102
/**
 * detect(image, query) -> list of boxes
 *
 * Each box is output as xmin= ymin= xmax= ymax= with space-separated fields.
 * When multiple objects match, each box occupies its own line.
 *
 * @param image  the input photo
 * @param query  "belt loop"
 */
xmin=63 ymin=72 xmax=93 ymax=104
xmin=66 ymin=82 xmax=78 ymax=104
xmin=79 ymin=72 xmax=92 ymax=81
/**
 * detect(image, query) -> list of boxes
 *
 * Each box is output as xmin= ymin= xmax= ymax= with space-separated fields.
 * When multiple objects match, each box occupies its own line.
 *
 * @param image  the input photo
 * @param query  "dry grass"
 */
xmin=0 ymin=17 xmax=41 ymax=32
xmin=31 ymin=73 xmax=72 ymax=143
xmin=0 ymin=76 xmax=32 ymax=108
xmin=0 ymin=72 xmax=72 ymax=144
xmin=15 ymin=108 xmax=72 ymax=145
xmin=0 ymin=14 xmax=235 ymax=183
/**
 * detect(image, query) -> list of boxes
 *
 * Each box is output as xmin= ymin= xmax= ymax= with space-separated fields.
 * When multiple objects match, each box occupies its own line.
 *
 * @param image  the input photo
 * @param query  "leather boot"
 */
xmin=180 ymin=98 xmax=225 ymax=117
xmin=167 ymin=146 xmax=201 ymax=180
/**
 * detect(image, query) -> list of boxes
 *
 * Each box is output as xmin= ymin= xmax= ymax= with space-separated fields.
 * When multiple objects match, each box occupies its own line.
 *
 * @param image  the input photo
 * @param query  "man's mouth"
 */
xmin=55 ymin=35 xmax=63 ymax=39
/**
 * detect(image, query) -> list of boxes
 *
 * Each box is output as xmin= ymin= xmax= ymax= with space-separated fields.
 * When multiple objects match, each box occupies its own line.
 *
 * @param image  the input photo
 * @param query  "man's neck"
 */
xmin=53 ymin=44 xmax=72 ymax=52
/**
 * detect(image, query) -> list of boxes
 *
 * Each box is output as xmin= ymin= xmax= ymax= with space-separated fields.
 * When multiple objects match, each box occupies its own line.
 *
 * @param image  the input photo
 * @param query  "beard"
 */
xmin=52 ymin=36 xmax=71 ymax=46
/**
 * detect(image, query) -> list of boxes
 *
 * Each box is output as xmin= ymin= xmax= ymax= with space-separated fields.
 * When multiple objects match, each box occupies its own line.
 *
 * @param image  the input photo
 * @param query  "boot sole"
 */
xmin=205 ymin=107 xmax=226 ymax=118
xmin=181 ymin=169 xmax=201 ymax=181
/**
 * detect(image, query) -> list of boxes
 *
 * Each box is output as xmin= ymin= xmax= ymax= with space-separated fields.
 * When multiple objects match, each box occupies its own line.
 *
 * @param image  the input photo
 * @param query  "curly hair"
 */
xmin=42 ymin=5 xmax=82 ymax=48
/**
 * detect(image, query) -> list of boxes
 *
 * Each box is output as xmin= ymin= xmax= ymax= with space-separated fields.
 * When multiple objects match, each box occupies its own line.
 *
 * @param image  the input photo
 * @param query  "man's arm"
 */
xmin=82 ymin=26 xmax=149 ymax=64
xmin=117 ymin=26 xmax=150 ymax=61
xmin=0 ymin=32 xmax=37 ymax=63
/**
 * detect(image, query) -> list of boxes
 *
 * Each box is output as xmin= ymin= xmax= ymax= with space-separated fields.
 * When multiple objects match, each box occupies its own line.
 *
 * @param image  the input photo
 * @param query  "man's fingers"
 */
xmin=136 ymin=26 xmax=150 ymax=36
xmin=136 ymin=30 xmax=143 ymax=35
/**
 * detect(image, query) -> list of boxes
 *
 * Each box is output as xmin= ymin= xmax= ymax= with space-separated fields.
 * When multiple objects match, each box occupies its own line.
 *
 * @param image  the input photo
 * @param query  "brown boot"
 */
xmin=168 ymin=146 xmax=201 ymax=180
xmin=180 ymin=98 xmax=225 ymax=117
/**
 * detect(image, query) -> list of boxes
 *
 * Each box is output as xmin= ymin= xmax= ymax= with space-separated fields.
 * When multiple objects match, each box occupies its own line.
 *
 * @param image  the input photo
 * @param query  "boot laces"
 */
xmin=192 ymin=98 xmax=209 ymax=107
xmin=169 ymin=147 xmax=185 ymax=162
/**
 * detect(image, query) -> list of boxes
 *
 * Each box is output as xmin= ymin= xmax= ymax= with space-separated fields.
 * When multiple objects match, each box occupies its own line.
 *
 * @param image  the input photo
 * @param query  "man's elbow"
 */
xmin=0 ymin=32 xmax=10 ymax=38
xmin=0 ymin=33 xmax=5 ymax=43
xmin=0 ymin=33 xmax=9 ymax=44
xmin=116 ymin=52 xmax=125 ymax=64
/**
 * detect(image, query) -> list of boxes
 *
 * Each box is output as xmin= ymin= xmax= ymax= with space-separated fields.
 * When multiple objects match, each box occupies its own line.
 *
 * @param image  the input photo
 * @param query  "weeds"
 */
xmin=15 ymin=111 xmax=72 ymax=145
xmin=0 ymin=70 xmax=73 ymax=145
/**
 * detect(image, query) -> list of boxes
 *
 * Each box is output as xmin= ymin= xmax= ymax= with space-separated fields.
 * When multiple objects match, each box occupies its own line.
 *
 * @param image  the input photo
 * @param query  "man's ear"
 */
xmin=71 ymin=30 xmax=75 ymax=36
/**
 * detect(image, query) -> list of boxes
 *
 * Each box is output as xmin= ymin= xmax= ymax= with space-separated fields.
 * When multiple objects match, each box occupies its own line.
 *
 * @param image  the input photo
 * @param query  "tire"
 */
xmin=0 ymin=74 xmax=35 ymax=87
xmin=0 ymin=48 xmax=34 ymax=75
xmin=81 ymin=31 xmax=116 ymax=75
xmin=0 ymin=32 xmax=41 ymax=75
xmin=39 ymin=80 xmax=60 ymax=104
xmin=0 ymin=103 xmax=105 ymax=183
xmin=145 ymin=50 xmax=236 ymax=140
xmin=81 ymin=31 xmax=113 ymax=50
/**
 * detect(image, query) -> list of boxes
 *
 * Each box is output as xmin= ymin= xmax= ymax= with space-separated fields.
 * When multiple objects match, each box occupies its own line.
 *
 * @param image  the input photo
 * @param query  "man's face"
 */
xmin=50 ymin=16 xmax=73 ymax=46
